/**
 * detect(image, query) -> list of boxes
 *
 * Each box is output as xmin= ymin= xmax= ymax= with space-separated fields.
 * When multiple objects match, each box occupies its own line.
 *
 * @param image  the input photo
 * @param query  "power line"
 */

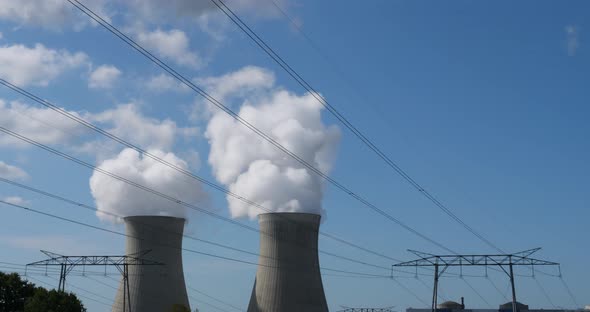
xmin=94 ymin=274 xmax=247 ymax=312
xmin=0 ymin=171 xmax=463 ymax=279
xmin=65 ymin=281 xmax=115 ymax=304
xmin=6 ymin=3 xmax=560 ymax=306
xmin=322 ymin=273 xmax=390 ymax=279
xmin=487 ymin=276 xmax=509 ymax=302
xmin=0 ymin=265 xmax=59 ymax=276
xmin=0 ymin=261 xmax=129 ymax=277
xmin=25 ymin=275 xmax=113 ymax=307
xmin=86 ymin=273 xmax=236 ymax=312
xmin=188 ymin=293 xmax=231 ymax=312
xmin=207 ymin=4 xmax=585 ymax=308
xmin=5 ymin=59 xmax=512 ymax=282
xmin=208 ymin=0 xmax=503 ymax=253
xmin=76 ymin=268 xmax=234 ymax=312
xmin=64 ymin=0 xmax=457 ymax=254
xmin=265 ymin=0 xmax=403 ymax=140
xmin=0 ymin=178 xmax=255 ymax=258
xmin=534 ymin=278 xmax=558 ymax=309
xmin=0 ymin=177 xmax=404 ymax=276
xmin=462 ymin=277 xmax=492 ymax=308
xmin=0 ymin=140 xmax=403 ymax=276
xmin=0 ymin=78 xmax=401 ymax=265
xmin=60 ymin=9 xmax=574 ymax=305
xmin=560 ymin=276 xmax=580 ymax=308
xmin=188 ymin=286 xmax=244 ymax=312
xmin=415 ymin=277 xmax=448 ymax=302
xmin=391 ymin=277 xmax=429 ymax=307
xmin=85 ymin=275 xmax=120 ymax=291
xmin=0 ymin=199 xmax=391 ymax=279
xmin=267 ymin=0 xmax=408 ymax=138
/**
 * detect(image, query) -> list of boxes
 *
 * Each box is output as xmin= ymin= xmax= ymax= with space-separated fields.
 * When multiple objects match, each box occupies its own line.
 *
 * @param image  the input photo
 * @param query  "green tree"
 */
xmin=24 ymin=288 xmax=86 ymax=312
xmin=0 ymin=272 xmax=36 ymax=312
xmin=0 ymin=272 xmax=86 ymax=312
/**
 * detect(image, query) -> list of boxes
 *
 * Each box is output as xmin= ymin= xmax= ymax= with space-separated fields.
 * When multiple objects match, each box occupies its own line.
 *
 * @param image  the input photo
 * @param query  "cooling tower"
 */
xmin=112 ymin=216 xmax=190 ymax=312
xmin=247 ymin=213 xmax=328 ymax=312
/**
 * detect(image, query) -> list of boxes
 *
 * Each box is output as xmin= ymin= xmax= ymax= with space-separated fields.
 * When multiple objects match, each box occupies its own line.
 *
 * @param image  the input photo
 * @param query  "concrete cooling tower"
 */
xmin=247 ymin=213 xmax=328 ymax=312
xmin=112 ymin=216 xmax=190 ymax=312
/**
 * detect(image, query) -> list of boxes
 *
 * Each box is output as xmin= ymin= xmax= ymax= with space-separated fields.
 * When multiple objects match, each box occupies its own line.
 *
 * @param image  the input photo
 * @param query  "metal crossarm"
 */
xmin=28 ymin=250 xmax=162 ymax=268
xmin=395 ymin=249 xmax=559 ymax=268
xmin=27 ymin=250 xmax=163 ymax=312
xmin=393 ymin=248 xmax=559 ymax=312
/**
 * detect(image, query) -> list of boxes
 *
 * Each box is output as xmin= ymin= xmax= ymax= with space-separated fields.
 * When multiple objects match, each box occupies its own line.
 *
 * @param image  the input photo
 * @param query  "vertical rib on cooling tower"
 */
xmin=247 ymin=213 xmax=328 ymax=312
xmin=112 ymin=216 xmax=190 ymax=312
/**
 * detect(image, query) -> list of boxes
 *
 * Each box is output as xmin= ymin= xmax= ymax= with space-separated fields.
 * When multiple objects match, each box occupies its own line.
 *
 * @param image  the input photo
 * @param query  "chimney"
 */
xmin=247 ymin=213 xmax=328 ymax=312
xmin=461 ymin=297 xmax=465 ymax=309
xmin=112 ymin=216 xmax=190 ymax=312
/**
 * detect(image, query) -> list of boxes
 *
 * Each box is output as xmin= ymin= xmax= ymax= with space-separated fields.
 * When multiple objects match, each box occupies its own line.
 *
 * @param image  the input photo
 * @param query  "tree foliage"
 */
xmin=24 ymin=287 xmax=85 ymax=312
xmin=0 ymin=272 xmax=36 ymax=312
xmin=0 ymin=272 xmax=86 ymax=312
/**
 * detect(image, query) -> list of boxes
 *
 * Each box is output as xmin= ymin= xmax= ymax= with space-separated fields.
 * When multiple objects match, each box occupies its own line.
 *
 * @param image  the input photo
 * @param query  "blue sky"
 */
xmin=0 ymin=0 xmax=588 ymax=311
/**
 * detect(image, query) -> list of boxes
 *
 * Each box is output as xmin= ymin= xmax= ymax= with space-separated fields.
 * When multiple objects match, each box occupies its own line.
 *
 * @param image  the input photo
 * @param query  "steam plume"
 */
xmin=205 ymin=70 xmax=340 ymax=219
xmin=89 ymin=148 xmax=204 ymax=222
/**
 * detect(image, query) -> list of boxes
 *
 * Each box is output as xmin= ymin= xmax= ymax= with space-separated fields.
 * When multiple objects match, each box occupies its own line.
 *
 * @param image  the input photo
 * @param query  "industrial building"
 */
xmin=112 ymin=216 xmax=191 ymax=312
xmin=407 ymin=299 xmax=582 ymax=312
xmin=247 ymin=212 xmax=329 ymax=312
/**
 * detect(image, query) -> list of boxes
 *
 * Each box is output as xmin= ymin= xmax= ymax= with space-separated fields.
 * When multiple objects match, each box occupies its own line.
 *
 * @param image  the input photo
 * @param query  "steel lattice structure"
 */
xmin=27 ymin=250 xmax=163 ymax=312
xmin=393 ymin=248 xmax=560 ymax=312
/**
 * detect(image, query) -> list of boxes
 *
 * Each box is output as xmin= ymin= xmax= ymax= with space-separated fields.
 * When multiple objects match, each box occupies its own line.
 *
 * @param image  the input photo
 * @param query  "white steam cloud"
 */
xmin=205 ymin=68 xmax=340 ymax=219
xmin=89 ymin=148 xmax=205 ymax=223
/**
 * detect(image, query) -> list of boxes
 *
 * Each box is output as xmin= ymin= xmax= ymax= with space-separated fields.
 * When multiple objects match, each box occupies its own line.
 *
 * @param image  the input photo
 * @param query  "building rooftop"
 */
xmin=437 ymin=301 xmax=464 ymax=310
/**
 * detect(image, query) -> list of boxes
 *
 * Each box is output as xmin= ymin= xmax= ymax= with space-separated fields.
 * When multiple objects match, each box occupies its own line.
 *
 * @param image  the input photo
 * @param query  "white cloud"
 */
xmin=0 ymin=0 xmax=287 ymax=33
xmin=125 ymin=0 xmax=286 ymax=22
xmin=125 ymin=0 xmax=215 ymax=21
xmin=0 ymin=0 xmax=75 ymax=29
xmin=136 ymin=28 xmax=201 ymax=68
xmin=89 ymin=64 xmax=121 ymax=89
xmin=1 ymin=196 xmax=30 ymax=206
xmin=0 ymin=99 xmax=198 ymax=162
xmin=145 ymin=73 xmax=190 ymax=93
xmin=566 ymin=25 xmax=579 ymax=56
xmin=199 ymin=65 xmax=275 ymax=101
xmin=0 ymin=99 xmax=87 ymax=148
xmin=0 ymin=32 xmax=3 ymax=40
xmin=0 ymin=0 xmax=108 ymax=30
xmin=0 ymin=161 xmax=28 ymax=180
xmin=88 ymin=103 xmax=199 ymax=151
xmin=192 ymin=66 xmax=275 ymax=120
xmin=182 ymin=149 xmax=202 ymax=170
xmin=89 ymin=148 xmax=206 ymax=223
xmin=205 ymin=67 xmax=340 ymax=219
xmin=0 ymin=43 xmax=88 ymax=86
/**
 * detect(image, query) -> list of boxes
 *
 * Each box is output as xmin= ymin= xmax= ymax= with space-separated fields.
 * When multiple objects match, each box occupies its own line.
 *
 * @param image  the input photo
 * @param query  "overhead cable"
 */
xmin=0 ymin=155 xmax=403 ymax=276
xmin=188 ymin=286 xmax=244 ymax=312
xmin=209 ymin=0 xmax=502 ymax=253
xmin=64 ymin=0 xmax=457 ymax=254
xmin=0 ymin=199 xmax=392 ymax=279
xmin=0 ymin=77 xmax=410 ymax=263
